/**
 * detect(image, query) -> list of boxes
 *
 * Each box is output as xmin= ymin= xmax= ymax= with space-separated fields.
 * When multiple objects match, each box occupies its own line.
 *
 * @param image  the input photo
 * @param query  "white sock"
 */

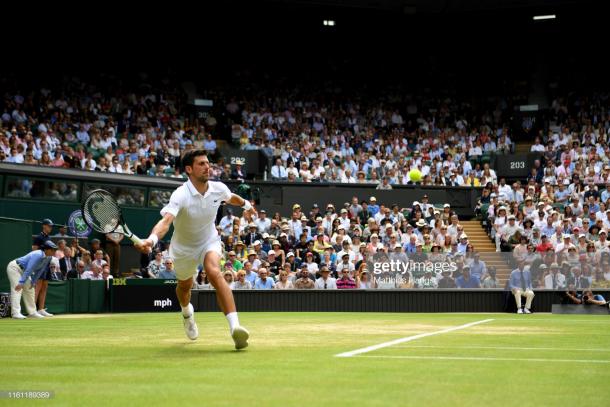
xmin=181 ymin=304 xmax=192 ymax=317
xmin=226 ymin=312 xmax=239 ymax=333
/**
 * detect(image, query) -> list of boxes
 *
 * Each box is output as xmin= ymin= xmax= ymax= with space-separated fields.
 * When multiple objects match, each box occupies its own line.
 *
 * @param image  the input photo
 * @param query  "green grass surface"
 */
xmin=1 ymin=312 xmax=609 ymax=406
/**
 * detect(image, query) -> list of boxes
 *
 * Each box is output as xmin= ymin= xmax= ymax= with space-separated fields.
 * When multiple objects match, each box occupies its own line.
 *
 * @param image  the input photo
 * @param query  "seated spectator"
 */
xmin=336 ymin=269 xmax=356 ymax=289
xmin=416 ymin=270 xmax=438 ymax=289
xmin=294 ymin=268 xmax=315 ymax=289
xmin=544 ymin=263 xmax=566 ymax=289
xmin=456 ymin=267 xmax=481 ymax=289
xmin=274 ymin=271 xmax=294 ymax=290
xmin=231 ymin=270 xmax=253 ymax=290
xmin=223 ymin=271 xmax=235 ymax=286
xmin=254 ymin=267 xmax=275 ymax=289
xmin=147 ymin=251 xmax=166 ymax=278
xmin=314 ymin=266 xmax=337 ymax=289
xmin=194 ymin=269 xmax=212 ymax=290
xmin=82 ymin=263 xmax=104 ymax=280
xmin=481 ymin=267 xmax=500 ymax=288
xmin=157 ymin=259 xmax=177 ymax=279
xmin=356 ymin=267 xmax=376 ymax=289
xmin=437 ymin=269 xmax=457 ymax=288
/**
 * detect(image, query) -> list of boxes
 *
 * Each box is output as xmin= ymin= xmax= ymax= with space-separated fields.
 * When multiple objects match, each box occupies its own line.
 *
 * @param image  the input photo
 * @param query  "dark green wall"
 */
xmin=0 ymin=221 xmax=32 ymax=292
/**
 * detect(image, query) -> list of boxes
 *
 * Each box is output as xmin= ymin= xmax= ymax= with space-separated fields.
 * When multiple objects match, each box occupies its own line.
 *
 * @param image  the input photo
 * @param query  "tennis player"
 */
xmin=136 ymin=150 xmax=254 ymax=349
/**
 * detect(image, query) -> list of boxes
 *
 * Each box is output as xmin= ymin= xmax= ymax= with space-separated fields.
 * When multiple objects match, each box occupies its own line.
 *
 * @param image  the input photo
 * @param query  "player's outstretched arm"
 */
xmin=226 ymin=193 xmax=258 ymax=218
xmin=135 ymin=213 xmax=175 ymax=254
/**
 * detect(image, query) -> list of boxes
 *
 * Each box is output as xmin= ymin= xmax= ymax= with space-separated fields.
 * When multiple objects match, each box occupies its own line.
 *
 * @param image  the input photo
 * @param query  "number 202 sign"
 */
xmin=230 ymin=157 xmax=246 ymax=165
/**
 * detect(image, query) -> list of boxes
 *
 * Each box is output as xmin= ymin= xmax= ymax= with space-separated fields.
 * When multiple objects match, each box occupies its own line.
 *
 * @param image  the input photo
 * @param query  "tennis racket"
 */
xmin=81 ymin=189 xmax=143 ymax=245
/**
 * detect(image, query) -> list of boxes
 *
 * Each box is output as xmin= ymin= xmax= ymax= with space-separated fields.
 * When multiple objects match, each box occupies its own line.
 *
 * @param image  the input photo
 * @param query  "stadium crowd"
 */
xmin=4 ymin=74 xmax=610 ymax=301
xmin=2 ymin=74 xmax=609 ymax=190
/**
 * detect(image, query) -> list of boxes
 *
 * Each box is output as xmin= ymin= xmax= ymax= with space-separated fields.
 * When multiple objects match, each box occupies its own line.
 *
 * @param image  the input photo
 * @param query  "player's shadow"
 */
xmin=157 ymin=343 xmax=245 ymax=359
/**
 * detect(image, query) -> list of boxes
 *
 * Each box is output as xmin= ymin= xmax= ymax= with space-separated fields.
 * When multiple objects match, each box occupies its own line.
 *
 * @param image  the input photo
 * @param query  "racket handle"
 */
xmin=129 ymin=234 xmax=143 ymax=246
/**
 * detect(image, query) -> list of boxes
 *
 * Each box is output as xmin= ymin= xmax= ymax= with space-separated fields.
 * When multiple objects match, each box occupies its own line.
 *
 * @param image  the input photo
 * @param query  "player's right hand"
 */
xmin=15 ymin=284 xmax=23 ymax=292
xmin=134 ymin=239 xmax=153 ymax=254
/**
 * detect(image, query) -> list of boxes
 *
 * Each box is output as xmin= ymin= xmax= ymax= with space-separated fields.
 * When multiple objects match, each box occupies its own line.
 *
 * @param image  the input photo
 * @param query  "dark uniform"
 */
xmin=33 ymin=219 xmax=54 ymax=281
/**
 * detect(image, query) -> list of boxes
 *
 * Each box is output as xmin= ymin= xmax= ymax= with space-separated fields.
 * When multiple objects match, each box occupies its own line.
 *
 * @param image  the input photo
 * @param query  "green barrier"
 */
xmin=46 ymin=281 xmax=71 ymax=314
xmin=46 ymin=279 xmax=109 ymax=314
xmin=71 ymin=279 xmax=91 ymax=313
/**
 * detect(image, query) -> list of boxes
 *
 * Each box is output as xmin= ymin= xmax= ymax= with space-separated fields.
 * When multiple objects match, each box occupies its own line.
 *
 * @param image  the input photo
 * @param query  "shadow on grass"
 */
xmin=156 ymin=342 xmax=247 ymax=359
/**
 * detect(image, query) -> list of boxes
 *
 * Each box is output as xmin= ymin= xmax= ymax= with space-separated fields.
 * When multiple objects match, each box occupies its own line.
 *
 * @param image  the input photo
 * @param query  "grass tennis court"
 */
xmin=1 ymin=313 xmax=609 ymax=406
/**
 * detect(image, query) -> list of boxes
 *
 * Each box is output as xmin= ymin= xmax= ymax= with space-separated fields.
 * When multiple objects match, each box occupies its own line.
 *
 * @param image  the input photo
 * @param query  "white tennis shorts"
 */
xmin=169 ymin=236 xmax=223 ymax=281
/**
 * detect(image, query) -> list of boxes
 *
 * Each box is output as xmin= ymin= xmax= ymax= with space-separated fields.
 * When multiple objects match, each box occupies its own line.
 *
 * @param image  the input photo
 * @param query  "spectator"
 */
xmin=437 ymin=269 xmax=457 ymax=288
xmin=254 ymin=267 xmax=275 ymax=289
xmin=195 ymin=269 xmax=212 ymax=290
xmin=274 ymin=271 xmax=294 ymax=290
xmin=416 ymin=270 xmax=438 ymax=289
xmin=456 ymin=267 xmax=481 ymax=289
xmin=294 ymin=268 xmax=315 ymax=289
xmin=147 ymin=252 xmax=166 ymax=278
xmin=314 ymin=266 xmax=337 ymax=289
xmin=231 ymin=270 xmax=252 ymax=290
xmin=158 ymin=259 xmax=177 ymax=279
xmin=544 ymin=263 xmax=566 ymax=290
xmin=336 ymin=269 xmax=356 ymax=289
xmin=481 ymin=267 xmax=500 ymax=288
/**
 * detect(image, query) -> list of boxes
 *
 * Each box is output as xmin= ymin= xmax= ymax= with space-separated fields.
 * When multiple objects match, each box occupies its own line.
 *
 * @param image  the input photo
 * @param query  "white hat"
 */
xmin=460 ymin=233 xmax=468 ymax=239
xmin=443 ymin=203 xmax=450 ymax=208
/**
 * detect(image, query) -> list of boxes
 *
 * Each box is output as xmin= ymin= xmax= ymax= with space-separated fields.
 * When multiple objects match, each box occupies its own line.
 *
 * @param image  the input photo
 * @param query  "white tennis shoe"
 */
xmin=38 ymin=309 xmax=54 ymax=317
xmin=231 ymin=326 xmax=250 ymax=350
xmin=12 ymin=314 xmax=26 ymax=320
xmin=182 ymin=304 xmax=199 ymax=340
xmin=517 ymin=308 xmax=524 ymax=314
xmin=28 ymin=312 xmax=45 ymax=319
xmin=523 ymin=308 xmax=532 ymax=314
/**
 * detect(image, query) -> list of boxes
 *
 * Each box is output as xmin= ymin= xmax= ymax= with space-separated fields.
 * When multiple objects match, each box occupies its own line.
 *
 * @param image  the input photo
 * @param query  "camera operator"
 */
xmin=582 ymin=290 xmax=610 ymax=308
xmin=564 ymin=286 xmax=610 ymax=308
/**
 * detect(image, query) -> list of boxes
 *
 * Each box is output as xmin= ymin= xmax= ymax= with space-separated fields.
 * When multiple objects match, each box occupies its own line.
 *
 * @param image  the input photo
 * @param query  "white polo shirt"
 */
xmin=161 ymin=179 xmax=232 ymax=254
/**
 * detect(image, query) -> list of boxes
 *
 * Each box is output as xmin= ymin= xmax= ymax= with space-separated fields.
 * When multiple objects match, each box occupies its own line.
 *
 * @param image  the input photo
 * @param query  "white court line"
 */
xmin=500 ymin=318 xmax=609 ymax=323
xmin=391 ymin=345 xmax=610 ymax=352
xmin=335 ymin=319 xmax=494 ymax=358
xmin=352 ymin=355 xmax=610 ymax=364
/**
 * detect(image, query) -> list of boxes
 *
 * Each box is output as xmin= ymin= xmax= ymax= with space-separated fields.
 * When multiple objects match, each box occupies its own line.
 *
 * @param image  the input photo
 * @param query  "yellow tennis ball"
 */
xmin=409 ymin=169 xmax=422 ymax=182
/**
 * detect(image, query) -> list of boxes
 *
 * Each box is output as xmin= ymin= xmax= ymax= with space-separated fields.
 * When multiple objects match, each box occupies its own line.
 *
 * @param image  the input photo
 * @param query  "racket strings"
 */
xmin=83 ymin=192 xmax=121 ymax=233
